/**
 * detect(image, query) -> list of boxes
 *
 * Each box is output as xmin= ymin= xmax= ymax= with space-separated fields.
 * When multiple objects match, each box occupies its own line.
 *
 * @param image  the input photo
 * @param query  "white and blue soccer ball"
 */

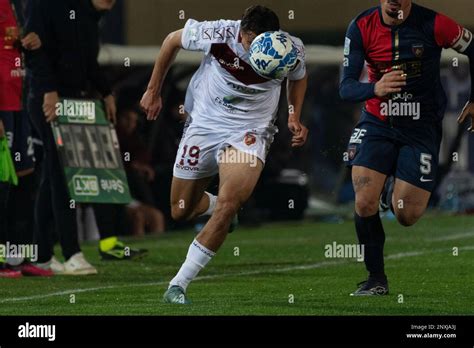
xmin=249 ymin=31 xmax=298 ymax=80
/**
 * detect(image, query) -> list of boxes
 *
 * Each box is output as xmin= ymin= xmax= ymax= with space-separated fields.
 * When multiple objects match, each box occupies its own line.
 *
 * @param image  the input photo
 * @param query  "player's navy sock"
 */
xmin=354 ymin=212 xmax=386 ymax=280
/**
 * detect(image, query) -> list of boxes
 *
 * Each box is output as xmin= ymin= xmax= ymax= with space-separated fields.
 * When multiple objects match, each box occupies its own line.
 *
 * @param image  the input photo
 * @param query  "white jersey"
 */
xmin=181 ymin=19 xmax=306 ymax=131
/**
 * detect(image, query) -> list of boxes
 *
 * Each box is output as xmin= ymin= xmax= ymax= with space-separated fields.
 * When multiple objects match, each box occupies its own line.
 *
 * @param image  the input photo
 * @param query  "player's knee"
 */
xmin=394 ymin=210 xmax=422 ymax=227
xmin=355 ymin=196 xmax=379 ymax=217
xmin=170 ymin=203 xmax=193 ymax=222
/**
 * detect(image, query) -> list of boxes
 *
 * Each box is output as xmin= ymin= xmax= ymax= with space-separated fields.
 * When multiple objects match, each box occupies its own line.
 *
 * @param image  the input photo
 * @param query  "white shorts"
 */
xmin=173 ymin=120 xmax=278 ymax=180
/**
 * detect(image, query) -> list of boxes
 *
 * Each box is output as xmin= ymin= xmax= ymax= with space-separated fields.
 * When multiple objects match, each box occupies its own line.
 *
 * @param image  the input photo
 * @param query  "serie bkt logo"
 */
xmin=73 ymin=175 xmax=99 ymax=196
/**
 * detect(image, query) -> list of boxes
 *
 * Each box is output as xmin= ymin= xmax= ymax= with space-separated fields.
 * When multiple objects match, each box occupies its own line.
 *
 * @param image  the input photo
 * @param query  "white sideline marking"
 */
xmin=428 ymin=232 xmax=474 ymax=242
xmin=1 ymin=246 xmax=473 ymax=304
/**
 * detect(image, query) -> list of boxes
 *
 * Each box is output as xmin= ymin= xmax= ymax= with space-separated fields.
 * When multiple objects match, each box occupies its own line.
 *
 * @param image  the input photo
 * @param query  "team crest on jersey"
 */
xmin=347 ymin=145 xmax=357 ymax=161
xmin=412 ymin=44 xmax=424 ymax=58
xmin=244 ymin=133 xmax=257 ymax=146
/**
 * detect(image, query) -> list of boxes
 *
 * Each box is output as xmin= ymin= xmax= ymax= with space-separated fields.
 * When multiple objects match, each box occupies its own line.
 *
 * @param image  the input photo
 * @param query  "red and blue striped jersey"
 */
xmin=340 ymin=3 xmax=474 ymax=123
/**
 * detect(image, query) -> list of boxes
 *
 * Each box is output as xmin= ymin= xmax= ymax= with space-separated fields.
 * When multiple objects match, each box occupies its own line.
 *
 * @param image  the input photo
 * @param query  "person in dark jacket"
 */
xmin=25 ymin=0 xmax=145 ymax=274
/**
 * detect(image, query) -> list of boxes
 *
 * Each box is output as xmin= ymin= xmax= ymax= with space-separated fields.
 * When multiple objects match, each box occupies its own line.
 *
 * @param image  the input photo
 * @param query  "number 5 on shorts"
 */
xmin=420 ymin=153 xmax=432 ymax=175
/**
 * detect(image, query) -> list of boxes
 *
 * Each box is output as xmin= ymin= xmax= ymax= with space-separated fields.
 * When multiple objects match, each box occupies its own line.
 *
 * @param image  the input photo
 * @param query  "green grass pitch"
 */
xmin=1 ymin=214 xmax=473 ymax=315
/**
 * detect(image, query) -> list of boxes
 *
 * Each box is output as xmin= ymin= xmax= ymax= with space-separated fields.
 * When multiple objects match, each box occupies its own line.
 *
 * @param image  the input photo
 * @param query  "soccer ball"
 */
xmin=249 ymin=31 xmax=298 ymax=80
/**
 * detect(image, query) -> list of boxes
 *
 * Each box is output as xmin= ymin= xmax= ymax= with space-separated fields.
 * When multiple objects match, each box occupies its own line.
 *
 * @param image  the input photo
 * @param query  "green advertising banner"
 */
xmin=51 ymin=99 xmax=132 ymax=204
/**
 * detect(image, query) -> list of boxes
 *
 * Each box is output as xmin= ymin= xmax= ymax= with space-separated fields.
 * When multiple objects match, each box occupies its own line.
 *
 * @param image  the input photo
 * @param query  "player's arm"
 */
xmin=286 ymin=37 xmax=309 ymax=148
xmin=339 ymin=20 xmax=406 ymax=102
xmin=141 ymin=29 xmax=183 ymax=120
xmin=436 ymin=14 xmax=474 ymax=131
xmin=457 ymin=48 xmax=474 ymax=131
xmin=287 ymin=72 xmax=308 ymax=147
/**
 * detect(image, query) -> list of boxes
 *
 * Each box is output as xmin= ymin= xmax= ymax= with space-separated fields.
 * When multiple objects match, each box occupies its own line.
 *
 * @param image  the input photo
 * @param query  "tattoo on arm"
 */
xmin=353 ymin=176 xmax=371 ymax=193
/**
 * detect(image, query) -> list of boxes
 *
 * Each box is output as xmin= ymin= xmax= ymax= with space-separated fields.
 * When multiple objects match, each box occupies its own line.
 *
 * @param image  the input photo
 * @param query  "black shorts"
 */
xmin=345 ymin=111 xmax=442 ymax=192
xmin=0 ymin=110 xmax=35 ymax=172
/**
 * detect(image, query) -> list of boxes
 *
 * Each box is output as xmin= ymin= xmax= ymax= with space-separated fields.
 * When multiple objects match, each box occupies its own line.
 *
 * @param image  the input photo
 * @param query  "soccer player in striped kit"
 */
xmin=340 ymin=0 xmax=474 ymax=295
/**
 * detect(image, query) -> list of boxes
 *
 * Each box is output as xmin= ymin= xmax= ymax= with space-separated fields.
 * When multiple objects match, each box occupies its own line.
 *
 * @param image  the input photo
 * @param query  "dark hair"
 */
xmin=241 ymin=5 xmax=280 ymax=35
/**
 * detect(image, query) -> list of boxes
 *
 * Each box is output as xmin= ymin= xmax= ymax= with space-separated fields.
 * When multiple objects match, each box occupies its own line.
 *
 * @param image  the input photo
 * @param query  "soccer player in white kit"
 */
xmin=141 ymin=5 xmax=309 ymax=304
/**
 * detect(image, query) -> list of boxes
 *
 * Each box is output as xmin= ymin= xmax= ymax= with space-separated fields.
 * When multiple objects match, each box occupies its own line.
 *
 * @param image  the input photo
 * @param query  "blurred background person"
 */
xmin=0 ymin=0 xmax=50 ymax=277
xmin=116 ymin=106 xmax=165 ymax=236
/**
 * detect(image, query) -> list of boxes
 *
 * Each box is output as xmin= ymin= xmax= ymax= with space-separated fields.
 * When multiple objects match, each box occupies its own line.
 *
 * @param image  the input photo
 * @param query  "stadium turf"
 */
xmin=1 ymin=214 xmax=473 ymax=315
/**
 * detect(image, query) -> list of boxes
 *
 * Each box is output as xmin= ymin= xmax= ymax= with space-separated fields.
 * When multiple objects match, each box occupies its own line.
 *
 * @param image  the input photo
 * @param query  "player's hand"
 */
xmin=288 ymin=117 xmax=308 ymax=148
xmin=457 ymin=101 xmax=474 ymax=132
xmin=374 ymin=70 xmax=407 ymax=98
xmin=21 ymin=32 xmax=42 ymax=50
xmin=104 ymin=94 xmax=117 ymax=125
xmin=43 ymin=91 xmax=60 ymax=123
xmin=140 ymin=89 xmax=162 ymax=121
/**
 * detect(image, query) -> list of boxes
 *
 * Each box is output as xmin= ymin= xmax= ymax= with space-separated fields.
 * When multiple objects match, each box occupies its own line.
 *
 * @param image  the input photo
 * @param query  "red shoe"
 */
xmin=0 ymin=268 xmax=23 ymax=278
xmin=14 ymin=263 xmax=54 ymax=277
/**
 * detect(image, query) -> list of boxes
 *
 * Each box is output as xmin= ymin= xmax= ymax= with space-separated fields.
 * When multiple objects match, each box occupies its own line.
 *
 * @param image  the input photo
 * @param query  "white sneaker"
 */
xmin=50 ymin=256 xmax=66 ymax=274
xmin=35 ymin=256 xmax=66 ymax=274
xmin=63 ymin=252 xmax=98 ymax=275
xmin=36 ymin=256 xmax=70 ymax=275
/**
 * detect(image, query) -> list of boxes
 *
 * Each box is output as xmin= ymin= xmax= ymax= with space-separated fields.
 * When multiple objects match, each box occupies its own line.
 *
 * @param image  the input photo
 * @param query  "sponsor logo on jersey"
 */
xmin=202 ymin=26 xmax=236 ymax=40
xmin=349 ymin=128 xmax=367 ymax=144
xmin=226 ymin=82 xmax=264 ymax=94
xmin=175 ymin=163 xmax=200 ymax=172
xmin=344 ymin=37 xmax=351 ymax=56
xmin=188 ymin=28 xmax=198 ymax=41
xmin=244 ymin=133 xmax=257 ymax=146
xmin=453 ymin=28 xmax=473 ymax=53
xmin=223 ymin=95 xmax=244 ymax=104
xmin=214 ymin=97 xmax=248 ymax=113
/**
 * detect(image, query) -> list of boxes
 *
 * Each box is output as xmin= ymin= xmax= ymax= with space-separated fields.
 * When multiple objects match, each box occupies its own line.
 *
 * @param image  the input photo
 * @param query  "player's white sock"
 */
xmin=169 ymin=239 xmax=215 ymax=291
xmin=200 ymin=192 xmax=217 ymax=216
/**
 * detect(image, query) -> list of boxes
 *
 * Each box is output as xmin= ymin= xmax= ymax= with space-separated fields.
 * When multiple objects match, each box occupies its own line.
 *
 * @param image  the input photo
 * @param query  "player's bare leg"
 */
xmin=351 ymin=166 xmax=389 ymax=296
xmin=392 ymin=179 xmax=431 ymax=227
xmin=170 ymin=176 xmax=215 ymax=222
xmin=196 ymin=148 xmax=263 ymax=251
xmin=164 ymin=147 xmax=263 ymax=304
xmin=353 ymin=166 xmax=387 ymax=217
